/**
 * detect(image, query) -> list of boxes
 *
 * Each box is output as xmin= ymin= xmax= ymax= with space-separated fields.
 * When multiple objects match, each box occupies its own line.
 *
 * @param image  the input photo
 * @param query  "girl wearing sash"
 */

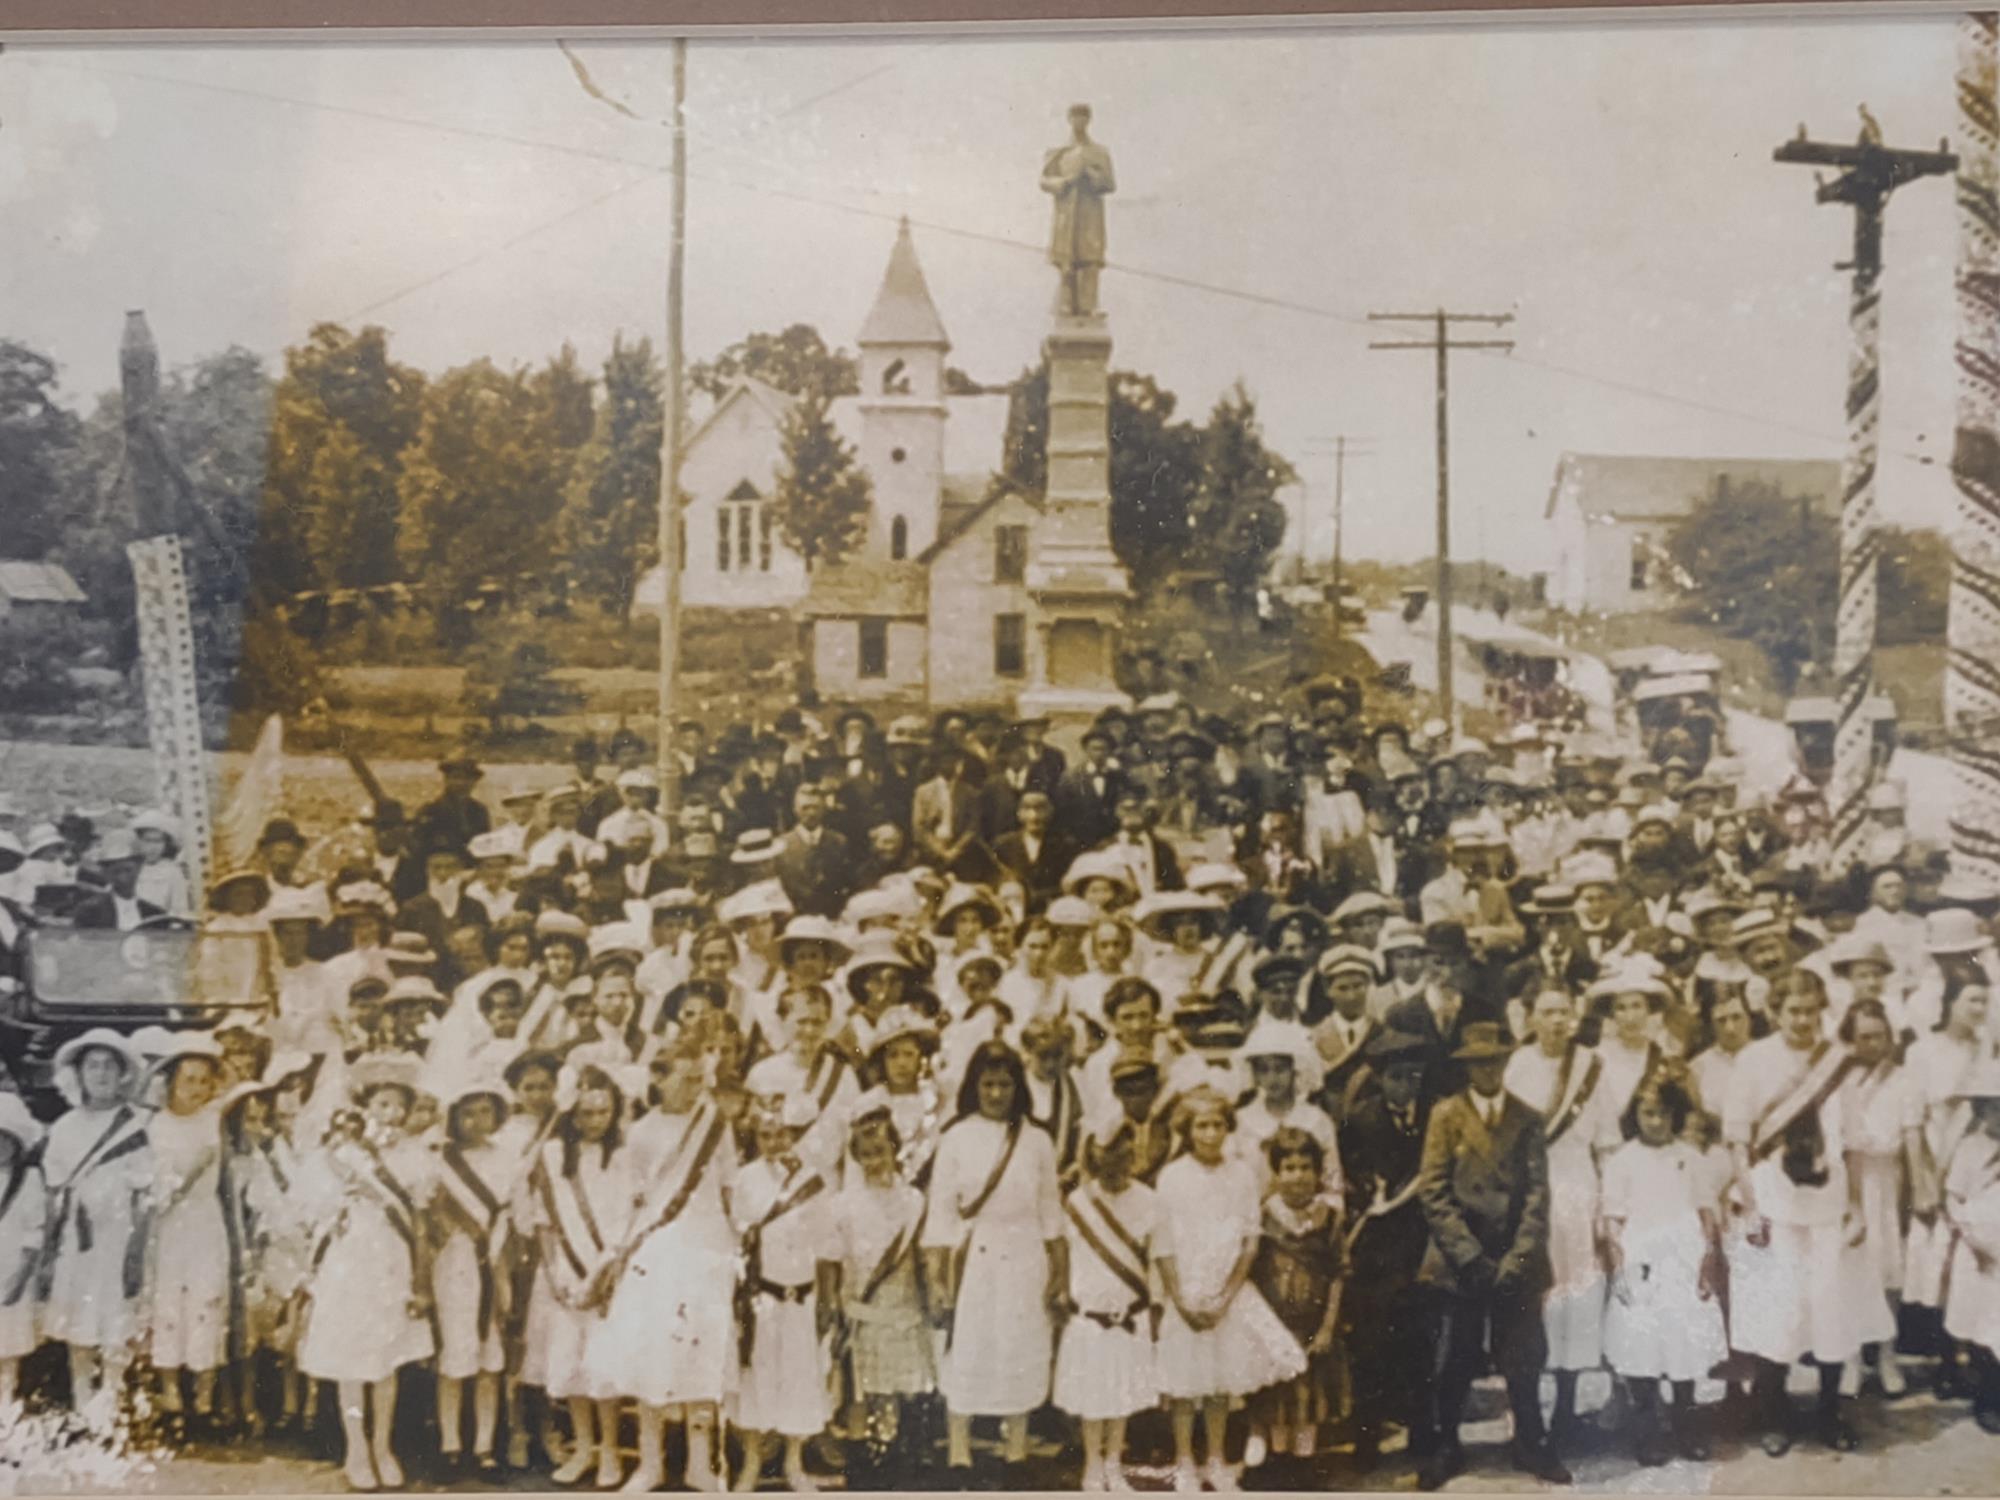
xmin=1052 ymin=1111 xmax=1158 ymax=1493
xmin=1589 ymin=966 xmax=1671 ymax=1125
xmin=1137 ymin=896 xmax=1226 ymax=1015
xmin=297 ymin=1052 xmax=439 ymax=1491
xmin=588 ymin=1031 xmax=735 ymax=1493
xmin=1834 ymin=999 xmax=1921 ymax=1399
xmin=42 ymin=1027 xmax=151 ymax=1413
xmin=257 ymin=1051 xmax=324 ymax=1437
xmin=1939 ymin=1063 xmax=2000 ymax=1430
xmin=746 ymin=984 xmax=858 ymax=1180
xmin=145 ymin=1035 xmax=230 ymax=1433
xmin=823 ymin=1097 xmax=933 ymax=1485
xmin=922 ymin=1039 xmax=1064 ymax=1473
xmin=1503 ymin=985 xmax=1610 ymax=1441
xmin=431 ymin=1072 xmax=519 ymax=1477
xmin=1247 ymin=1127 xmax=1342 ymax=1467
xmin=515 ymin=1064 xmax=633 ymax=1490
xmin=0 ymin=1092 xmax=47 ymax=1409
xmin=999 ymin=918 xmax=1073 ymax=1034
xmin=494 ymin=1047 xmax=561 ymax=1470
xmin=1722 ymin=970 xmax=1891 ymax=1455
xmin=1903 ymin=979 xmax=1988 ymax=1393
xmin=1154 ymin=1085 xmax=1306 ymax=1494
xmin=856 ymin=1008 xmax=944 ymax=1187
xmin=730 ymin=1093 xmax=837 ymax=1493
xmin=518 ymin=911 xmax=589 ymax=1049
xmin=1601 ymin=1071 xmax=1727 ymax=1465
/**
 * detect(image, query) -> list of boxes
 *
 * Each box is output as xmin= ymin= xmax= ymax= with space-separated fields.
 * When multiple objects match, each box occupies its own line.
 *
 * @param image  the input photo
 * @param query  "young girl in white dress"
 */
xmin=1052 ymin=1111 xmax=1159 ymax=1493
xmin=144 ymin=1037 xmax=230 ymax=1431
xmin=587 ymin=1030 xmax=736 ymax=1493
xmin=515 ymin=1064 xmax=636 ymax=1491
xmin=0 ymin=1092 xmax=47 ymax=1408
xmin=922 ymin=1040 xmax=1064 ymax=1476
xmin=1153 ymin=1085 xmax=1307 ymax=1493
xmin=1939 ymin=1063 xmax=2000 ymax=1430
xmin=1600 ymin=1072 xmax=1728 ymax=1466
xmin=856 ymin=1009 xmax=945 ymax=1188
xmin=431 ymin=1073 xmax=520 ymax=1477
xmin=1904 ymin=979 xmax=1990 ymax=1396
xmin=745 ymin=984 xmax=860 ymax=1179
xmin=731 ymin=1093 xmax=838 ymax=1493
xmin=41 ymin=1027 xmax=152 ymax=1415
xmin=1834 ymin=999 xmax=1922 ymax=1398
xmin=296 ymin=1052 xmax=439 ymax=1492
xmin=823 ymin=1097 xmax=933 ymax=1485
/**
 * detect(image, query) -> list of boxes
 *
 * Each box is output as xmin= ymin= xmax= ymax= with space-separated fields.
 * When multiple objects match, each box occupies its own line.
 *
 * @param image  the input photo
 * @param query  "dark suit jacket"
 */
xmin=1415 ymin=1090 xmax=1553 ymax=1297
xmin=397 ymin=889 xmax=492 ymax=968
xmin=1340 ymin=1092 xmax=1433 ymax=1288
xmin=1053 ymin=765 xmax=1126 ymax=848
xmin=1090 ymin=832 xmax=1185 ymax=895
xmin=1383 ymin=992 xmax=1470 ymax=1104
xmin=1025 ymin=746 xmax=1067 ymax=798
xmin=992 ymin=830 xmax=1075 ymax=913
xmin=410 ymin=795 xmax=492 ymax=861
xmin=72 ymin=893 xmax=165 ymax=931
xmin=773 ymin=827 xmax=854 ymax=919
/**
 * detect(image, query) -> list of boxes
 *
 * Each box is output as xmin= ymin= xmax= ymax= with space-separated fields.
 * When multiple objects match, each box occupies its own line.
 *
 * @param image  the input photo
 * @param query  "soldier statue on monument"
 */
xmin=1041 ymin=103 xmax=1116 ymax=318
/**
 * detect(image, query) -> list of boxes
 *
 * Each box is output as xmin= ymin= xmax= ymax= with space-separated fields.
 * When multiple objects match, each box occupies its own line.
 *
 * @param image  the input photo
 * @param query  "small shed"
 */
xmin=0 ymin=561 xmax=86 ymax=624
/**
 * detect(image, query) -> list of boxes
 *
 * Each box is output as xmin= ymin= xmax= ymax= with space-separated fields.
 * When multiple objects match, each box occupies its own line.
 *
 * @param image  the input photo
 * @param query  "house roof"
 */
xmin=858 ymin=219 xmax=950 ymax=349
xmin=799 ymin=559 xmax=929 ymax=619
xmin=1544 ymin=453 xmax=1841 ymax=522
xmin=917 ymin=481 xmax=1041 ymax=565
xmin=0 ymin=560 xmax=84 ymax=604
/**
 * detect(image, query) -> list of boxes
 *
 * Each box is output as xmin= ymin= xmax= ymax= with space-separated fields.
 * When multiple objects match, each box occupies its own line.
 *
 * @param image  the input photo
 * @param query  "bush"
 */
xmin=0 ymin=611 xmax=113 ymax=715
xmin=459 ymin=640 xmax=587 ymax=739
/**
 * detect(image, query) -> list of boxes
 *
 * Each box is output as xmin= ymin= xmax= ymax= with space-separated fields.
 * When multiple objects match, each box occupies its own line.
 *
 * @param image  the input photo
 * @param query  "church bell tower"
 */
xmin=857 ymin=219 xmax=950 ymax=561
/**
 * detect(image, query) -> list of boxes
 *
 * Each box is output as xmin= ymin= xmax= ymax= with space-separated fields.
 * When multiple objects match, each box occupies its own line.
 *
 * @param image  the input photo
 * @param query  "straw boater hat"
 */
xmin=535 ymin=909 xmax=591 ymax=947
xmin=348 ymin=1052 xmax=424 ymax=1102
xmin=1827 ymin=934 xmax=1894 ymax=975
xmin=933 ymin=883 xmax=1003 ymax=936
xmin=207 ymin=867 xmax=272 ymax=909
xmin=1682 ymin=888 xmax=1744 ymax=924
xmin=717 ymin=879 xmax=793 ymax=928
xmin=588 ymin=922 xmax=647 ymax=971
xmin=1317 ymin=943 xmax=1379 ymax=984
xmin=1133 ymin=890 xmax=1225 ymax=938
xmin=1564 ymin=853 xmax=1620 ymax=893
xmin=1240 ymin=1016 xmax=1324 ymax=1094
xmin=1378 ymin=917 xmax=1427 ymax=956
xmin=1519 ymin=884 xmax=1576 ymax=918
xmin=779 ymin=914 xmax=854 ymax=965
xmin=1927 ymin=909 xmax=1990 ymax=957
xmin=1585 ymin=963 xmax=1672 ymax=1006
xmin=468 ymin=830 xmax=518 ymax=865
xmin=859 ymin=1004 xmax=939 ymax=1061
xmin=729 ymin=830 xmax=782 ymax=867
xmin=432 ymin=1064 xmax=512 ymax=1123
xmin=648 ymin=888 xmax=704 ymax=918
xmin=1330 ymin=890 xmax=1399 ymax=927
xmin=332 ymin=879 xmax=394 ymax=916
xmin=385 ymin=932 xmax=438 ymax=968
xmin=1185 ymin=862 xmax=1249 ymax=896
xmin=1451 ymin=1021 xmax=1515 ymax=1062
xmin=1046 ymin=895 xmax=1098 ymax=930
xmin=264 ymin=884 xmax=331 ymax=927
xmin=52 ymin=1027 xmax=142 ymax=1105
xmin=1063 ymin=849 xmax=1139 ymax=900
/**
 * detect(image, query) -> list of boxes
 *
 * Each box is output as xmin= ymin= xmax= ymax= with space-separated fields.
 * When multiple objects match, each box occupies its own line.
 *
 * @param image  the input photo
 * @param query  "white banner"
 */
xmin=127 ymin=536 xmax=212 ymax=900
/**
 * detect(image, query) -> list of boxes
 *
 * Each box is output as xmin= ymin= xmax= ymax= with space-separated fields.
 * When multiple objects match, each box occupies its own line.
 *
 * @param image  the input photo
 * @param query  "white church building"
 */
xmin=636 ymin=220 xmax=1053 ymax=708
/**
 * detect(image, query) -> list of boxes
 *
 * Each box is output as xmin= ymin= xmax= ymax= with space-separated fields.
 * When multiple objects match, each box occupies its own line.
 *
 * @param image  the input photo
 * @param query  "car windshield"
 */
xmin=24 ymin=927 xmax=265 ymax=1010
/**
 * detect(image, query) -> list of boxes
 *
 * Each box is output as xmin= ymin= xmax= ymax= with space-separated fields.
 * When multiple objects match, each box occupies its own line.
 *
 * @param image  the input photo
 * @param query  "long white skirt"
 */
xmin=1603 ymin=1219 xmax=1729 ymax=1381
xmin=1154 ymin=1284 xmax=1306 ymax=1401
xmin=1851 ymin=1152 xmax=1905 ymax=1298
xmin=735 ymin=1295 xmax=830 ymax=1437
xmin=1544 ymin=1152 xmax=1607 ymax=1371
xmin=586 ymin=1224 xmax=736 ymax=1408
xmin=435 ymin=1234 xmax=506 ymax=1380
xmin=520 ymin=1275 xmax=603 ymax=1400
xmin=298 ymin=1213 xmax=434 ymax=1383
xmin=940 ymin=1225 xmax=1055 ymax=1417
xmin=1906 ymin=1216 xmax=1953 ymax=1308
xmin=1728 ymin=1219 xmax=1894 ymax=1365
xmin=1053 ymin=1313 xmax=1158 ymax=1420
xmin=1944 ymin=1236 xmax=2000 ymax=1353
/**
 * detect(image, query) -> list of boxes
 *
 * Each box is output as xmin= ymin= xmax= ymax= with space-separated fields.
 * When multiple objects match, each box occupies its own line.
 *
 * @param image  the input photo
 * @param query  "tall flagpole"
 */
xmin=656 ymin=37 xmax=688 ymax=819
xmin=1951 ymin=12 xmax=2000 ymax=881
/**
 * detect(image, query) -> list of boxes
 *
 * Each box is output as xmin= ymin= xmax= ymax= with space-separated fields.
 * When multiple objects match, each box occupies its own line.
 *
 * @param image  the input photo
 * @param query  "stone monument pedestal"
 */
xmin=1018 ymin=311 xmax=1132 ymax=732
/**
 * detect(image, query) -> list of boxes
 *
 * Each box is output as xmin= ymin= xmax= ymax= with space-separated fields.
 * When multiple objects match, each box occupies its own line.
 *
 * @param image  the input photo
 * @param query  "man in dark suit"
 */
xmin=1016 ymin=716 xmax=1067 ymax=797
xmin=1092 ymin=788 xmax=1183 ymax=899
xmin=72 ymin=832 xmax=165 ymax=931
xmin=991 ymin=792 xmax=1073 ymax=913
xmin=772 ymin=783 xmax=855 ymax=918
xmin=396 ymin=843 xmax=490 ymax=961
xmin=1411 ymin=1022 xmax=1566 ymax=1490
xmin=1340 ymin=1029 xmax=1435 ymax=1471
xmin=1053 ymin=723 xmax=1125 ymax=849
xmin=1382 ymin=930 xmax=1476 ymax=1104
xmin=411 ymin=753 xmax=493 ymax=862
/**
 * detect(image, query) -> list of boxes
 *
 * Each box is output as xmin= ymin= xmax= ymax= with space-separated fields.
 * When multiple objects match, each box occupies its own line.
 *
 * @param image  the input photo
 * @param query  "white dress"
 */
xmin=1904 ymin=1032 xmax=1983 ymax=1307
xmin=1600 ymin=1141 xmax=1729 ymax=1381
xmin=1722 ymin=1034 xmax=1895 ymax=1365
xmin=1941 ymin=1134 xmax=2000 ymax=1353
xmin=41 ymin=1103 xmax=152 ymax=1350
xmin=517 ymin=1136 xmax=636 ymax=1400
xmin=434 ymin=1139 xmax=521 ymax=1380
xmin=297 ymin=1135 xmax=438 ymax=1382
xmin=1152 ymin=1154 xmax=1306 ymax=1400
xmin=0 ymin=1163 xmax=46 ymax=1359
xmin=922 ymin=1115 xmax=1062 ymax=1417
xmin=587 ymin=1108 xmax=736 ymax=1407
xmin=1505 ymin=1044 xmax=1610 ymax=1373
xmin=1052 ymin=1182 xmax=1158 ymax=1420
xmin=147 ymin=1106 xmax=231 ymax=1372
xmin=731 ymin=1158 xmax=835 ymax=1436
xmin=1836 ymin=1062 xmax=1919 ymax=1298
xmin=745 ymin=1048 xmax=860 ymax=1179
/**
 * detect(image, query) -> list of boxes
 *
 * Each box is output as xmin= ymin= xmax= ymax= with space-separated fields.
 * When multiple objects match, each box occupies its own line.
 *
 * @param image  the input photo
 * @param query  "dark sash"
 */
xmin=736 ymin=1166 xmax=829 ymax=1365
xmin=1543 ymin=1043 xmax=1604 ymax=1148
xmin=1749 ymin=1041 xmax=1857 ymax=1165
xmin=36 ymin=1106 xmax=144 ymax=1302
xmin=1260 ymin=1201 xmax=1341 ymax=1283
xmin=946 ymin=1118 xmax=1023 ymax=1342
xmin=0 ymin=1163 xmax=42 ymax=1308
xmin=858 ymin=1206 xmax=926 ymax=1306
xmin=440 ymin=1143 xmax=509 ymax=1340
xmin=807 ymin=1046 xmax=849 ymax=1112
xmin=1031 ymin=1073 xmax=1082 ymax=1178
xmin=1063 ymin=1190 xmax=1150 ymax=1308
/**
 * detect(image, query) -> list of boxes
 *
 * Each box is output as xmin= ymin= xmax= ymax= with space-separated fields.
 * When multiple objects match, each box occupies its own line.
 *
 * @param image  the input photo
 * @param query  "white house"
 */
xmin=1544 ymin=453 xmax=1840 ymax=614
xmin=0 ymin=560 xmax=85 ymax=624
xmin=633 ymin=219 xmax=1012 ymax=615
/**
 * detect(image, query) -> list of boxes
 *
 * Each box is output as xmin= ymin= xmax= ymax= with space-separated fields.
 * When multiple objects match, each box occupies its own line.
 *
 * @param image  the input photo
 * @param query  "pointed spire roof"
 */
xmin=859 ymin=218 xmax=950 ymax=349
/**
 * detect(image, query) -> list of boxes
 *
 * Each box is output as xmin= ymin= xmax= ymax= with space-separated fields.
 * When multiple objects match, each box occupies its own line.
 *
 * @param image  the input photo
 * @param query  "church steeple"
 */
xmin=857 ymin=220 xmax=951 ymax=561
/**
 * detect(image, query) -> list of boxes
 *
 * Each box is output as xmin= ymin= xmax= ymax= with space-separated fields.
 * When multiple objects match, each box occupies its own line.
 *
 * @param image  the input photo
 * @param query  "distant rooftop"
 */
xmin=1545 ymin=453 xmax=1841 ymax=522
xmin=0 ymin=560 xmax=85 ymax=604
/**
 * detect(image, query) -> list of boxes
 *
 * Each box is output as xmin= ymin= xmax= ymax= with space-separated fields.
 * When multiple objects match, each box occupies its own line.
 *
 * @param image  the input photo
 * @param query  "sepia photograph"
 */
xmin=4 ymin=6 xmax=2000 ymax=1494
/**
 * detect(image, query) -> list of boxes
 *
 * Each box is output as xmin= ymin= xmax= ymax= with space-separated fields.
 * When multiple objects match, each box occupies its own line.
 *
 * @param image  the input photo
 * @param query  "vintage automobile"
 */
xmin=0 ymin=922 xmax=266 ymax=1116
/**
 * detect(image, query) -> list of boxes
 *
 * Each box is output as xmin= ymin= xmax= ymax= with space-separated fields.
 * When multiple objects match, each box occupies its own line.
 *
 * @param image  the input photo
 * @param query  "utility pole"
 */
xmin=1950 ymin=15 xmax=2000 ymax=883
xmin=1369 ymin=310 xmax=1513 ymax=723
xmin=1304 ymin=436 xmax=1374 ymax=635
xmin=656 ymin=37 xmax=688 ymax=818
xmin=1775 ymin=113 xmax=1954 ymax=865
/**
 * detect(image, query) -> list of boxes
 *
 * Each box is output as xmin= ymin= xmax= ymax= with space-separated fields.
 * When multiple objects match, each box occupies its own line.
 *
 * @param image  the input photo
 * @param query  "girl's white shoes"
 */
xmin=1172 ymin=1461 xmax=1202 ymax=1492
xmin=1102 ymin=1460 xmax=1131 ymax=1491
xmin=1203 ymin=1459 xmax=1240 ymax=1492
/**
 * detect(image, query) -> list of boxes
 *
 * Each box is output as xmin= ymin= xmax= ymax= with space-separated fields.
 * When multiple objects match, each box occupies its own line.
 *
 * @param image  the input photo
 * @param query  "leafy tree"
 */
xmin=0 ymin=341 xmax=83 ymax=560
xmin=944 ymin=367 xmax=989 ymax=396
xmin=1191 ymin=382 xmax=1294 ymax=617
xmin=1880 ymin=525 xmax=1951 ymax=645
xmin=772 ymin=388 xmax=872 ymax=570
xmin=997 ymin=361 xmax=1204 ymax=596
xmin=559 ymin=336 xmax=665 ymax=618
xmin=259 ymin=323 xmax=425 ymax=600
xmin=396 ymin=355 xmax=594 ymax=639
xmin=689 ymin=324 xmax=858 ymax=403
xmin=1666 ymin=478 xmax=1836 ymax=693
xmin=460 ymin=639 xmax=585 ymax=739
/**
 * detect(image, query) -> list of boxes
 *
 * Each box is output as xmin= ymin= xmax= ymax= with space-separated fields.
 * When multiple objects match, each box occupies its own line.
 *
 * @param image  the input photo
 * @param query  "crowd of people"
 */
xmin=0 ymin=679 xmax=1998 ymax=1494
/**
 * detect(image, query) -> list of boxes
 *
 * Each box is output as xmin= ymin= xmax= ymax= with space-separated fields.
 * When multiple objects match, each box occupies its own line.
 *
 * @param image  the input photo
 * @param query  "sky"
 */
xmin=0 ymin=13 xmax=1975 ymax=570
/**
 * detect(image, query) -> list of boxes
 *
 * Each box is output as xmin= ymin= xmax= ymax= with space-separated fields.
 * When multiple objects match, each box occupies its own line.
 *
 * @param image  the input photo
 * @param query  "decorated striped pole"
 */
xmin=1776 ymin=121 xmax=1956 ymax=865
xmin=1951 ymin=12 xmax=2000 ymax=882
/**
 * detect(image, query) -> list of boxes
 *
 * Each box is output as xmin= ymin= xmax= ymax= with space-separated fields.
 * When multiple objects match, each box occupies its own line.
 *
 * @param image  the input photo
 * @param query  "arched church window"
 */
xmin=882 ymin=359 xmax=911 ymax=396
xmin=890 ymin=516 xmax=909 ymax=560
